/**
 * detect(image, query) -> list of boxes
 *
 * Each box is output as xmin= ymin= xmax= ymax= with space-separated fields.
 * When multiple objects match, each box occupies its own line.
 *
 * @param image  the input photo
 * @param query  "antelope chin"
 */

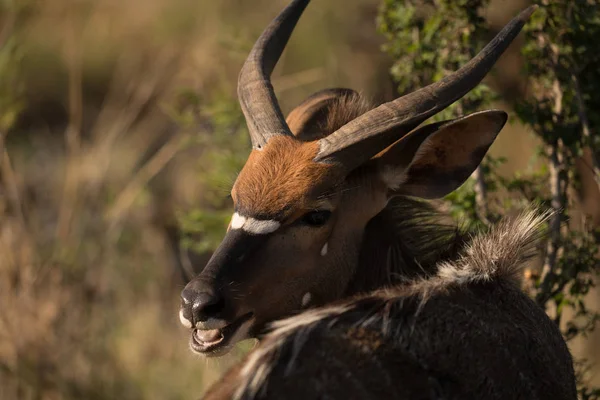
xmin=189 ymin=313 xmax=254 ymax=357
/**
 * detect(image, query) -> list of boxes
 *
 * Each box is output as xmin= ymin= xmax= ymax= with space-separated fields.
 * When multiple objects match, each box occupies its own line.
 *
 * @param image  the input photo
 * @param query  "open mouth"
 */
xmin=189 ymin=312 xmax=254 ymax=356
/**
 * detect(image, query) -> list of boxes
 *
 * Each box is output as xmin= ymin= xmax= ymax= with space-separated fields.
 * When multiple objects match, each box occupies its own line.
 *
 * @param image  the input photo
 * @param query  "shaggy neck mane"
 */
xmin=345 ymin=197 xmax=468 ymax=296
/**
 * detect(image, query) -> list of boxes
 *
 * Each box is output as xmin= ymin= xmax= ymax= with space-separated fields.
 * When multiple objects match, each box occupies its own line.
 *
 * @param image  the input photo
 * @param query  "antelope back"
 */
xmin=203 ymin=212 xmax=577 ymax=400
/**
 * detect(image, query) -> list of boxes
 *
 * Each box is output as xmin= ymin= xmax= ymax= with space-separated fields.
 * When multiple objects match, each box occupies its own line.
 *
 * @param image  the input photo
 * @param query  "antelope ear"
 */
xmin=377 ymin=110 xmax=507 ymax=199
xmin=286 ymin=88 xmax=362 ymax=141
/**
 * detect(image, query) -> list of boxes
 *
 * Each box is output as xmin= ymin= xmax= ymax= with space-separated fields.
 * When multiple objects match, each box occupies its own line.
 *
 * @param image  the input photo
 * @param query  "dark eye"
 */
xmin=301 ymin=210 xmax=332 ymax=227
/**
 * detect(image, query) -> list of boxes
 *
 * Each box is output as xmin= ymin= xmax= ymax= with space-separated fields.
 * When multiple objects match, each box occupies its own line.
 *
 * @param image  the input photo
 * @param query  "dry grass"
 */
xmin=1 ymin=0 xmax=598 ymax=398
xmin=0 ymin=1 xmax=241 ymax=398
xmin=0 ymin=0 xmax=387 ymax=398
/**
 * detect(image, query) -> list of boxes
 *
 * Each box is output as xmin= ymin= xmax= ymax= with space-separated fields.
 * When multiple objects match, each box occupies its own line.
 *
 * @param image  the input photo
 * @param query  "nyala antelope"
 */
xmin=179 ymin=0 xmax=577 ymax=398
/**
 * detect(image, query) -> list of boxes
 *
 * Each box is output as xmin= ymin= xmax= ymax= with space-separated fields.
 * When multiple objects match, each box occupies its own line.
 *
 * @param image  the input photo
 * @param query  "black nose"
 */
xmin=181 ymin=283 xmax=225 ymax=324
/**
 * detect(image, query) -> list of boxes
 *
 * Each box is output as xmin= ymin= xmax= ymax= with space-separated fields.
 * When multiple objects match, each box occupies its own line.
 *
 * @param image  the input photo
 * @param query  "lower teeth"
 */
xmin=195 ymin=330 xmax=223 ymax=345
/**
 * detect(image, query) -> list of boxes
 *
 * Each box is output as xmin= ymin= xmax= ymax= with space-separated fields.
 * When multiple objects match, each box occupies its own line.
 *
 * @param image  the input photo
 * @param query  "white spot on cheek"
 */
xmin=231 ymin=213 xmax=247 ymax=229
xmin=301 ymin=292 xmax=312 ymax=308
xmin=179 ymin=309 xmax=192 ymax=329
xmin=320 ymin=242 xmax=328 ymax=256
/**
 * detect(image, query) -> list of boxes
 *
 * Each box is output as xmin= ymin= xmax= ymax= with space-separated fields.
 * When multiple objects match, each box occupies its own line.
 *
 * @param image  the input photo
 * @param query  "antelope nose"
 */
xmin=180 ymin=286 xmax=224 ymax=326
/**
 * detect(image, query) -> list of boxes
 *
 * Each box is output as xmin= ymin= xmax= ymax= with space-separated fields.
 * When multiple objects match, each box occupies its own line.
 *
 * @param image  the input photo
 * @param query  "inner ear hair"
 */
xmin=377 ymin=110 xmax=508 ymax=199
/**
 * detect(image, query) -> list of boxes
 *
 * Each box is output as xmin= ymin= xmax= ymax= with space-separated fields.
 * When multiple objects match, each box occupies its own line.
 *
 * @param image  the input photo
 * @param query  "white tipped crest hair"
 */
xmin=401 ymin=208 xmax=552 ymax=302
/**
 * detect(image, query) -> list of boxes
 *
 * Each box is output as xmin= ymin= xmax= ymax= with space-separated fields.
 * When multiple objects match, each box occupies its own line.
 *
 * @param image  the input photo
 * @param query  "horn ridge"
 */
xmin=238 ymin=0 xmax=311 ymax=150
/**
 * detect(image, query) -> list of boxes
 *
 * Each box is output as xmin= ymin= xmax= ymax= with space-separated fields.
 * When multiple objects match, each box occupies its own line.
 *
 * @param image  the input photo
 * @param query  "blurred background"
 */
xmin=0 ymin=0 xmax=598 ymax=398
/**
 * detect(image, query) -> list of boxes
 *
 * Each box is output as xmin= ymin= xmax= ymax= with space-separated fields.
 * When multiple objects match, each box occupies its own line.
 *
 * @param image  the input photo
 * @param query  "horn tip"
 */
xmin=519 ymin=5 xmax=539 ymax=21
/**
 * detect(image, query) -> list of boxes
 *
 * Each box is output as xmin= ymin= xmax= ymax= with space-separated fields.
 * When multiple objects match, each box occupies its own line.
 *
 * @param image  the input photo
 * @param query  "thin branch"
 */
xmin=533 ymin=32 xmax=571 ymax=310
xmin=0 ymin=133 xmax=26 ymax=227
xmin=0 ymin=4 xmax=26 ymax=227
xmin=55 ymin=9 xmax=83 ymax=241
xmin=273 ymin=67 xmax=326 ymax=93
xmin=572 ymin=73 xmax=600 ymax=191
xmin=545 ymin=144 xmax=564 ymax=266
xmin=456 ymin=97 xmax=489 ymax=225
xmin=88 ymin=50 xmax=180 ymax=197
xmin=105 ymin=133 xmax=188 ymax=229
xmin=473 ymin=165 xmax=490 ymax=225
xmin=537 ymin=141 xmax=566 ymax=308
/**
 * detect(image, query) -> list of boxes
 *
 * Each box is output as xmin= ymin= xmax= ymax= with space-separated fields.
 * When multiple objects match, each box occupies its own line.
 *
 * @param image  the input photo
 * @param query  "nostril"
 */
xmin=191 ymin=292 xmax=225 ymax=322
xmin=191 ymin=292 xmax=216 ymax=313
xmin=200 ymin=297 xmax=225 ymax=319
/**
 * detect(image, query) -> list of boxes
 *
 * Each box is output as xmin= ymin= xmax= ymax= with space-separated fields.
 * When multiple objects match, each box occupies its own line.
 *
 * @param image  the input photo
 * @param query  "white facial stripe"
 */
xmin=244 ymin=218 xmax=281 ymax=234
xmin=230 ymin=212 xmax=281 ymax=235
xmin=231 ymin=212 xmax=247 ymax=229
xmin=179 ymin=309 xmax=192 ymax=329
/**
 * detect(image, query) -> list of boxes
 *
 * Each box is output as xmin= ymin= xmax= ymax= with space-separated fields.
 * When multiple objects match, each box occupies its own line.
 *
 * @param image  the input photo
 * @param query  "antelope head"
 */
xmin=180 ymin=0 xmax=536 ymax=356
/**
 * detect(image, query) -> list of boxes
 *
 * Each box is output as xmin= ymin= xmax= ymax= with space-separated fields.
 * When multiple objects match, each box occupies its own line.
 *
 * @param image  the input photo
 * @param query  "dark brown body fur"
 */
xmin=189 ymin=92 xmax=577 ymax=399
xmin=205 ymin=278 xmax=576 ymax=399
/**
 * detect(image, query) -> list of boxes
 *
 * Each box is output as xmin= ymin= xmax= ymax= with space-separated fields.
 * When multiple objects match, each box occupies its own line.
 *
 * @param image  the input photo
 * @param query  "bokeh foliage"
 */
xmin=1 ymin=0 xmax=387 ymax=397
xmin=380 ymin=0 xmax=600 ymax=397
xmin=378 ymin=0 xmax=498 ymax=122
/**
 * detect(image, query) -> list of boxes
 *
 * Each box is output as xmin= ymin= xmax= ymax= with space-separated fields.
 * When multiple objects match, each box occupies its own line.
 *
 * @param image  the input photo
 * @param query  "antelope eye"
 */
xmin=301 ymin=210 xmax=332 ymax=227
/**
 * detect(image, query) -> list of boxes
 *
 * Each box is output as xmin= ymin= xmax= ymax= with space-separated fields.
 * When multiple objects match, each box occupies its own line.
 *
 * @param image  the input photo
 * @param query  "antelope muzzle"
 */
xmin=179 ymin=230 xmax=262 ymax=356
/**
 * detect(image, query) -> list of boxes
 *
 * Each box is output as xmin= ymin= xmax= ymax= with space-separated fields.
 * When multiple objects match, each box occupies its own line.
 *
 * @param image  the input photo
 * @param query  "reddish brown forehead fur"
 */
xmin=233 ymin=136 xmax=336 ymax=219
xmin=233 ymin=93 xmax=373 ymax=220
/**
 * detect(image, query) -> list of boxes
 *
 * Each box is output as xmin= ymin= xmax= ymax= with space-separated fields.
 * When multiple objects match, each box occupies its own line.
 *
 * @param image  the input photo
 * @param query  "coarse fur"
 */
xmin=400 ymin=208 xmax=552 ymax=301
xmin=202 ymin=210 xmax=576 ymax=400
xmin=286 ymin=88 xmax=373 ymax=142
xmin=319 ymin=91 xmax=372 ymax=138
xmin=235 ymin=209 xmax=551 ymax=397
xmin=233 ymin=92 xmax=374 ymax=220
xmin=233 ymin=137 xmax=332 ymax=220
xmin=346 ymin=195 xmax=467 ymax=295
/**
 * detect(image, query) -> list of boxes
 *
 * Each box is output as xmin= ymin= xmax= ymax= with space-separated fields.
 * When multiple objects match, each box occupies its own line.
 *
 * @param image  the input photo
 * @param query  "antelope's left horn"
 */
xmin=237 ymin=0 xmax=311 ymax=150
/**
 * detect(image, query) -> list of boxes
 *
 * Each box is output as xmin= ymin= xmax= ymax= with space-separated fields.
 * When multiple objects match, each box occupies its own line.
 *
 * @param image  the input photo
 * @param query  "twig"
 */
xmin=473 ymin=165 xmax=490 ymax=225
xmin=0 ymin=4 xmax=26 ymax=226
xmin=572 ymin=74 xmax=600 ymax=191
xmin=273 ymin=67 xmax=326 ymax=93
xmin=537 ymin=75 xmax=568 ymax=313
xmin=455 ymin=97 xmax=490 ymax=225
xmin=55 ymin=9 xmax=83 ymax=241
xmin=0 ymin=132 xmax=26 ymax=228
xmin=88 ymin=50 xmax=179 ymax=196
xmin=105 ymin=133 xmax=188 ymax=228
xmin=545 ymin=142 xmax=564 ymax=269
xmin=536 ymin=141 xmax=566 ymax=309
